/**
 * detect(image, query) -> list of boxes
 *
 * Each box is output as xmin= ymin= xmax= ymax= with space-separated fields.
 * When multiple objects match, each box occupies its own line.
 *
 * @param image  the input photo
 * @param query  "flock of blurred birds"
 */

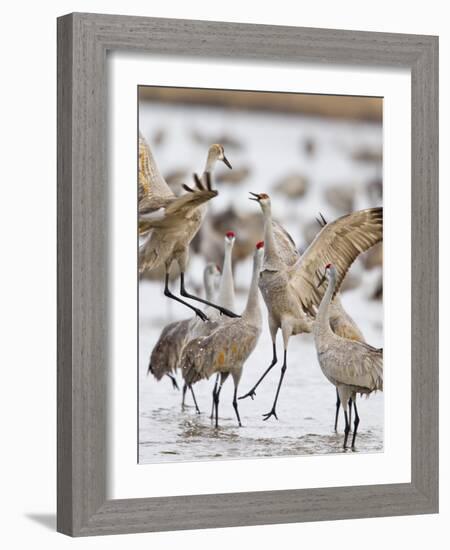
xmin=140 ymin=125 xmax=383 ymax=301
xmin=138 ymin=117 xmax=384 ymax=450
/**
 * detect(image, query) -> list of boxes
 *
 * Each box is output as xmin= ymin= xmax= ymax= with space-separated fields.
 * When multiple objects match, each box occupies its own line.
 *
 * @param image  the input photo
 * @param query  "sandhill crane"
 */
xmin=239 ymin=193 xmax=382 ymax=423
xmin=314 ymin=263 xmax=383 ymax=448
xmin=148 ymin=231 xmax=238 ymax=411
xmin=202 ymin=231 xmax=237 ymax=418
xmin=316 ymin=214 xmax=367 ymax=431
xmin=138 ymin=134 xmax=236 ymax=320
xmin=182 ymin=242 xmax=264 ymax=428
xmin=147 ymin=263 xmax=221 ymax=412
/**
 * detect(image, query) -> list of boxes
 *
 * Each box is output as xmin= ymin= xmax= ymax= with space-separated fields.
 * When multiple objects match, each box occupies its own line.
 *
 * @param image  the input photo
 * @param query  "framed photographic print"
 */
xmin=57 ymin=13 xmax=438 ymax=536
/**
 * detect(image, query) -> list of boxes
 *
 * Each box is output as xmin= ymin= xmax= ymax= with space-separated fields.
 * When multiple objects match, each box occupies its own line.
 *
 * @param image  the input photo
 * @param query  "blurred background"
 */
xmin=138 ymin=87 xmax=383 ymax=464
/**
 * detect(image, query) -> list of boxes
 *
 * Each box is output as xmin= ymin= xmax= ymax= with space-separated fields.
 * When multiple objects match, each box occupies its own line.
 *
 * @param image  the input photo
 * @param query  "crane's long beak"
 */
xmin=222 ymin=155 xmax=232 ymax=169
xmin=249 ymin=191 xmax=260 ymax=202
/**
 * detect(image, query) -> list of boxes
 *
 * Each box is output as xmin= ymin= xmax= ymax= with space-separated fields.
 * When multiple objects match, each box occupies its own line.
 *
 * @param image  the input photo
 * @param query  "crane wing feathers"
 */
xmin=149 ymin=318 xmax=192 ymax=379
xmin=139 ymin=188 xmax=218 ymax=233
xmin=272 ymin=220 xmax=300 ymax=266
xmin=290 ymin=207 xmax=383 ymax=313
xmin=139 ymin=133 xmax=174 ymax=205
xmin=164 ymin=189 xmax=218 ymax=218
xmin=182 ymin=320 xmax=260 ymax=385
xmin=320 ymin=343 xmax=383 ymax=392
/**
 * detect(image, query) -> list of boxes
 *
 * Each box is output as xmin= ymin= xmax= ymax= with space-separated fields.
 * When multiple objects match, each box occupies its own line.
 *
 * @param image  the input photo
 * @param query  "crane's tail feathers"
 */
xmin=182 ymin=357 xmax=202 ymax=386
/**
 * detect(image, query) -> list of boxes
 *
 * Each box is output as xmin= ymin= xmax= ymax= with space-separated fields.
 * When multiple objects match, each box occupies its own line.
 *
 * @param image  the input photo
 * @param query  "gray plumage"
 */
xmin=329 ymin=296 xmax=365 ymax=343
xmin=148 ymin=318 xmax=192 ymax=381
xmin=147 ymin=263 xmax=221 ymax=384
xmin=240 ymin=193 xmax=382 ymax=422
xmin=313 ymin=264 xmax=383 ymax=448
xmin=181 ymin=244 xmax=264 ymax=427
xmin=138 ymin=136 xmax=230 ymax=275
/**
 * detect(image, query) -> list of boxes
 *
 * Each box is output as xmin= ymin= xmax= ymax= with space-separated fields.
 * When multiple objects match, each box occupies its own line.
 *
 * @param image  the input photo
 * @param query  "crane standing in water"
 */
xmin=148 ymin=232 xmax=239 ymax=412
xmin=182 ymin=242 xmax=264 ymax=428
xmin=315 ymin=214 xmax=367 ymax=431
xmin=239 ymin=193 xmax=382 ymax=423
xmin=314 ymin=263 xmax=383 ymax=448
xmin=147 ymin=263 xmax=221 ymax=412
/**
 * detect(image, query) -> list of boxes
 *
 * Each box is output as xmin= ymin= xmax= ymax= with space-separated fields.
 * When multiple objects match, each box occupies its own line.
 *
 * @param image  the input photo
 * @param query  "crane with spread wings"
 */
xmin=138 ymin=133 xmax=237 ymax=320
xmin=239 ymin=192 xmax=382 ymax=422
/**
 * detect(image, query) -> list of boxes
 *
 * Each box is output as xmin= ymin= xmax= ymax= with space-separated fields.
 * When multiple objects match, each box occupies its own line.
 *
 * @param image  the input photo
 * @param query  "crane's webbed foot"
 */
xmin=183 ymin=290 xmax=239 ymax=318
xmin=262 ymin=408 xmax=278 ymax=421
xmin=218 ymin=307 xmax=241 ymax=318
xmin=239 ymin=344 xmax=278 ymax=401
xmin=194 ymin=309 xmax=208 ymax=322
xmin=238 ymin=388 xmax=256 ymax=401
xmin=164 ymin=274 xmax=208 ymax=322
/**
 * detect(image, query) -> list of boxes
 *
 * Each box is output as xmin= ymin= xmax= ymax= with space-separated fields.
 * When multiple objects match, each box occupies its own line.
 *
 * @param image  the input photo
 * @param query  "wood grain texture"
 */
xmin=57 ymin=12 xmax=439 ymax=537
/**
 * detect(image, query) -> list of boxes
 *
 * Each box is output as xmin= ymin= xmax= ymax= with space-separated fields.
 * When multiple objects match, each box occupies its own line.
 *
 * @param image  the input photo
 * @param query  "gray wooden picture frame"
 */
xmin=57 ymin=12 xmax=438 ymax=537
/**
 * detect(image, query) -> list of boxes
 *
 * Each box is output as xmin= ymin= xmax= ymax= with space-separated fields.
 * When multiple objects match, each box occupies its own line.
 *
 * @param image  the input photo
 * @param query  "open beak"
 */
xmin=222 ymin=155 xmax=232 ymax=169
xmin=249 ymin=191 xmax=260 ymax=202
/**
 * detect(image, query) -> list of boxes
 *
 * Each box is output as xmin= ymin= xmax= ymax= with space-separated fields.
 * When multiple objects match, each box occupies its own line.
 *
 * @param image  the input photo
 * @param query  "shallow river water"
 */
xmin=138 ymin=102 xmax=383 ymax=464
xmin=139 ymin=283 xmax=383 ymax=464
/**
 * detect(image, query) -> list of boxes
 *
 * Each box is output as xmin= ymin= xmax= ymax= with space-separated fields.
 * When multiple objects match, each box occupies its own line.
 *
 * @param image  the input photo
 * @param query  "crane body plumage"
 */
xmin=147 ymin=263 xmax=221 ymax=407
xmin=182 ymin=243 xmax=264 ymax=427
xmin=314 ymin=264 xmax=383 ymax=448
xmin=138 ymin=134 xmax=237 ymax=320
xmin=240 ymin=192 xmax=382 ymax=422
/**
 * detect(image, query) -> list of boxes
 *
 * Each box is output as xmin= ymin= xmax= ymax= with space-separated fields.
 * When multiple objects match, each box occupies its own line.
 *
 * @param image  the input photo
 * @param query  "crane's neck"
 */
xmin=204 ymin=150 xmax=219 ymax=174
xmin=315 ymin=270 xmax=336 ymax=337
xmin=204 ymin=271 xmax=218 ymax=302
xmin=243 ymin=253 xmax=262 ymax=326
xmin=262 ymin=206 xmax=283 ymax=270
xmin=217 ymin=243 xmax=235 ymax=311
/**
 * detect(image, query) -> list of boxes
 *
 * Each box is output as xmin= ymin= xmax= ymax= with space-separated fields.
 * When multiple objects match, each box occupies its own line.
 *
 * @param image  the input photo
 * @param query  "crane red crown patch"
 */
xmin=256 ymin=241 xmax=264 ymax=249
xmin=226 ymin=231 xmax=235 ymax=239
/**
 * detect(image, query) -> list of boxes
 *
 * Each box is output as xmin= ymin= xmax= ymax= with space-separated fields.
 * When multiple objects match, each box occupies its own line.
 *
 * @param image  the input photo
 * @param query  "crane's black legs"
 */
xmin=262 ymin=350 xmax=287 ymax=421
xmin=164 ymin=273 xmax=208 ymax=321
xmin=239 ymin=343 xmax=278 ymax=400
xmin=334 ymin=389 xmax=341 ymax=431
xmin=348 ymin=398 xmax=353 ymax=428
xmin=166 ymin=373 xmax=179 ymax=390
xmin=181 ymin=383 xmax=200 ymax=413
xmin=190 ymin=385 xmax=201 ymax=414
xmin=180 ymin=273 xmax=240 ymax=318
xmin=343 ymin=410 xmax=350 ymax=449
xmin=351 ymin=402 xmax=360 ymax=449
xmin=232 ymin=387 xmax=242 ymax=427
xmin=210 ymin=374 xmax=220 ymax=420
xmin=181 ymin=383 xmax=187 ymax=410
xmin=334 ymin=390 xmax=353 ymax=432
xmin=212 ymin=381 xmax=224 ymax=428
